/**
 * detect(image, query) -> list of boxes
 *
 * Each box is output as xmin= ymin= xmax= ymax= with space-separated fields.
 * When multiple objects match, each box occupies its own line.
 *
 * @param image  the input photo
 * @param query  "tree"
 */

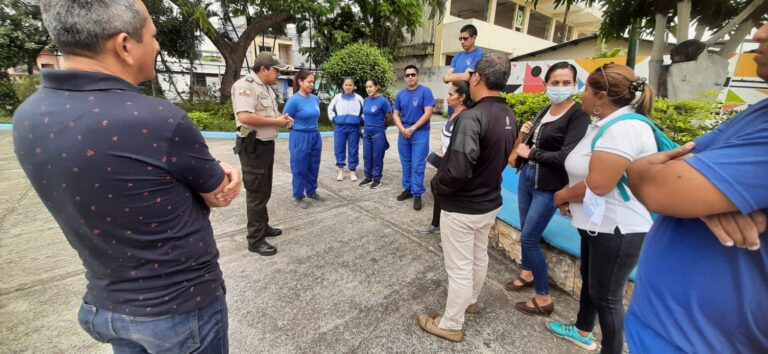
xmin=324 ymin=43 xmax=394 ymax=98
xmin=167 ymin=0 xmax=331 ymax=102
xmin=145 ymin=0 xmax=204 ymax=101
xmin=538 ymin=0 xmax=768 ymax=91
xmin=301 ymin=0 xmax=446 ymax=67
xmin=0 ymin=0 xmax=50 ymax=74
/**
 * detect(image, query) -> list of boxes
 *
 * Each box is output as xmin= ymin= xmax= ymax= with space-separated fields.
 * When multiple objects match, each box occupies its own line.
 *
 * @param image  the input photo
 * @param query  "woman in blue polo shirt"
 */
xmin=284 ymin=70 xmax=322 ymax=209
xmin=359 ymin=79 xmax=392 ymax=189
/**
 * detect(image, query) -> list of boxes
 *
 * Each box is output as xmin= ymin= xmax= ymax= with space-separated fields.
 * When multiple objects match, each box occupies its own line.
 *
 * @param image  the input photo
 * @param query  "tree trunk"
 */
xmin=718 ymin=19 xmax=756 ymax=58
xmin=219 ymin=47 xmax=248 ymax=102
xmin=188 ymin=59 xmax=195 ymax=102
xmin=676 ymin=0 xmax=691 ymax=42
xmin=705 ymin=0 xmax=764 ymax=46
xmin=158 ymin=52 xmax=189 ymax=104
xmin=694 ymin=22 xmax=707 ymax=40
xmin=649 ymin=12 xmax=668 ymax=93
xmin=559 ymin=2 xmax=571 ymax=42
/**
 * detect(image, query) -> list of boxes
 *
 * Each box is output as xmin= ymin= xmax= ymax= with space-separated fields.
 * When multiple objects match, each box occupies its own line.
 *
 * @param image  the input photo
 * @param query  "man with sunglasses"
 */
xmin=394 ymin=65 xmax=435 ymax=210
xmin=232 ymin=52 xmax=292 ymax=256
xmin=444 ymin=24 xmax=484 ymax=115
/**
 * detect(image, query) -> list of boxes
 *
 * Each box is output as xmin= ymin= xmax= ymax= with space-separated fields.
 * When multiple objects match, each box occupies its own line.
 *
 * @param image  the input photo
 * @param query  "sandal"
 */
xmin=504 ymin=276 xmax=534 ymax=291
xmin=514 ymin=297 xmax=554 ymax=317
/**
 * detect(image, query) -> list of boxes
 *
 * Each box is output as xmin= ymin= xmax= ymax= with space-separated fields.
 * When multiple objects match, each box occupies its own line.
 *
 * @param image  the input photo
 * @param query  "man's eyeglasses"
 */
xmin=404 ymin=73 xmax=417 ymax=78
xmin=459 ymin=36 xmax=472 ymax=42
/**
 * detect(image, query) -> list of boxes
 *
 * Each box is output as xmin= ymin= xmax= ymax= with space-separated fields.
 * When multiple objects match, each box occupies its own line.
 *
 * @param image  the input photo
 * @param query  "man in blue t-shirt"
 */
xmin=444 ymin=24 xmax=484 ymax=115
xmin=394 ymin=65 xmax=435 ymax=211
xmin=624 ymin=22 xmax=768 ymax=354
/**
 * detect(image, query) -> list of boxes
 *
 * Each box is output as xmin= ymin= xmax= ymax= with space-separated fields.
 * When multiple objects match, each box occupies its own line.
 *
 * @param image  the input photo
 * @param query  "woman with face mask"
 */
xmin=506 ymin=62 xmax=590 ymax=318
xmin=547 ymin=63 xmax=656 ymax=354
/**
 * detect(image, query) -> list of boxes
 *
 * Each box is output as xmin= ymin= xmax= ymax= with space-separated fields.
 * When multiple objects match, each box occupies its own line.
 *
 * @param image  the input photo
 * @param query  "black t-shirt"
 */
xmin=13 ymin=70 xmax=226 ymax=316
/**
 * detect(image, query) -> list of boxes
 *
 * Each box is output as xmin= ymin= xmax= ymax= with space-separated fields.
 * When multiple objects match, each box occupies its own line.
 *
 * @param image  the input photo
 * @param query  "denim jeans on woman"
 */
xmin=517 ymin=163 xmax=557 ymax=295
xmin=78 ymin=291 xmax=228 ymax=354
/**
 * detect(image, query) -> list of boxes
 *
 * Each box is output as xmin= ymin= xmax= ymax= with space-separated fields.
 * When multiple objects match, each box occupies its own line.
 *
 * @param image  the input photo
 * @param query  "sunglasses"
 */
xmin=459 ymin=36 xmax=472 ymax=42
xmin=404 ymin=73 xmax=417 ymax=78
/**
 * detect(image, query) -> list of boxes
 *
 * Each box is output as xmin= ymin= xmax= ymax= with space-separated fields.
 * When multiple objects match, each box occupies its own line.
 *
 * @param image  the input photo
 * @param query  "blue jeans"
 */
xmin=78 ymin=294 xmax=228 ymax=354
xmin=398 ymin=127 xmax=429 ymax=196
xmin=333 ymin=124 xmax=360 ymax=170
xmin=518 ymin=163 xmax=557 ymax=295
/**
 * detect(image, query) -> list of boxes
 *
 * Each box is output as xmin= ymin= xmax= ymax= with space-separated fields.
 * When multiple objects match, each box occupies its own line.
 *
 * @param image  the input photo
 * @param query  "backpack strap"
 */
xmin=590 ymin=113 xmax=658 ymax=202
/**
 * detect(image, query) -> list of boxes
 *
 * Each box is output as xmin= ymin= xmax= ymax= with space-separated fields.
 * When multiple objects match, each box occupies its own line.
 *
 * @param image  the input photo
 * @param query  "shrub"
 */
xmin=324 ymin=43 xmax=395 ymax=98
xmin=14 ymin=74 xmax=40 ymax=103
xmin=0 ymin=77 xmax=18 ymax=116
xmin=188 ymin=111 xmax=235 ymax=132
xmin=501 ymin=91 xmax=735 ymax=144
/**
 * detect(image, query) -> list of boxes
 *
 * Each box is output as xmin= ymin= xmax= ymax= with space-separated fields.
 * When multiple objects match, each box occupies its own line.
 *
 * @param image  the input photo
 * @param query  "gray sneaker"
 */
xmin=307 ymin=193 xmax=324 ymax=202
xmin=294 ymin=198 xmax=309 ymax=209
xmin=418 ymin=224 xmax=440 ymax=234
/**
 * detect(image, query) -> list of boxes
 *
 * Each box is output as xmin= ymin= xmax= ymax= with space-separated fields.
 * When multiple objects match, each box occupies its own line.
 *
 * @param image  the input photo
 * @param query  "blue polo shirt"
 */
xmin=394 ymin=85 xmax=435 ymax=132
xmin=13 ymin=70 xmax=226 ymax=316
xmin=626 ymin=99 xmax=768 ymax=353
xmin=451 ymin=47 xmax=484 ymax=76
xmin=284 ymin=93 xmax=320 ymax=131
xmin=363 ymin=95 xmax=392 ymax=130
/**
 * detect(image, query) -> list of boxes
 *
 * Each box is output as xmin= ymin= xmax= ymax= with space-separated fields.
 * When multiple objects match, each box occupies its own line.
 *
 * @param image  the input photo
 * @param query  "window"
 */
xmin=527 ymin=10 xmax=551 ymax=40
xmin=193 ymin=73 xmax=207 ymax=88
xmin=278 ymin=44 xmax=292 ymax=66
xmin=445 ymin=55 xmax=454 ymax=66
xmin=258 ymin=45 xmax=272 ymax=53
xmin=494 ymin=0 xmax=517 ymax=30
xmin=450 ymin=0 xmax=489 ymax=21
xmin=553 ymin=21 xmax=573 ymax=43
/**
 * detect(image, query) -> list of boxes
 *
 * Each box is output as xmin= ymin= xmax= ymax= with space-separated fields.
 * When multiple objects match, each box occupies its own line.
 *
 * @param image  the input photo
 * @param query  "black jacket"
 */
xmin=522 ymin=103 xmax=590 ymax=191
xmin=431 ymin=96 xmax=517 ymax=214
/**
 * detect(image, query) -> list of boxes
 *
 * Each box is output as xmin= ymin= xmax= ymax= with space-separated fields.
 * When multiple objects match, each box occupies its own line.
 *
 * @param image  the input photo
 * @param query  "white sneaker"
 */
xmin=350 ymin=171 xmax=358 ymax=182
xmin=336 ymin=169 xmax=344 ymax=181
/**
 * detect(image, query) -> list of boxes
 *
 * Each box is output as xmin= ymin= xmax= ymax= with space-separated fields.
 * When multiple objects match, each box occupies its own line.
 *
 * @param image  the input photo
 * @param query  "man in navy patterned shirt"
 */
xmin=13 ymin=0 xmax=240 ymax=352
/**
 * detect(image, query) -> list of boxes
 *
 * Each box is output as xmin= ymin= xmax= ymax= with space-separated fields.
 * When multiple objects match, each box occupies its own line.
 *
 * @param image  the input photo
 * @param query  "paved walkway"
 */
xmin=0 ymin=125 xmax=585 ymax=353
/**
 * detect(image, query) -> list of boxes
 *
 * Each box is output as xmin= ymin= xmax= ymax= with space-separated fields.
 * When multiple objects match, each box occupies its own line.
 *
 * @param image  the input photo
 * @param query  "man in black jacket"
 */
xmin=417 ymin=53 xmax=516 ymax=342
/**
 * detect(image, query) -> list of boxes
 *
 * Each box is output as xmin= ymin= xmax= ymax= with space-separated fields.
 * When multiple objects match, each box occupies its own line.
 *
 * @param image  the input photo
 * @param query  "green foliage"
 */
xmin=0 ymin=75 xmax=18 ymax=116
xmin=324 ymin=43 xmax=394 ymax=98
xmin=501 ymin=91 xmax=736 ymax=144
xmin=179 ymin=98 xmax=333 ymax=132
xmin=593 ymin=39 xmax=626 ymax=59
xmin=13 ymin=74 xmax=39 ymax=103
xmin=0 ymin=0 xmax=51 ymax=73
xmin=652 ymin=92 xmax=736 ymax=144
xmin=501 ymin=92 xmax=550 ymax=127
xmin=301 ymin=0 xmax=445 ymax=66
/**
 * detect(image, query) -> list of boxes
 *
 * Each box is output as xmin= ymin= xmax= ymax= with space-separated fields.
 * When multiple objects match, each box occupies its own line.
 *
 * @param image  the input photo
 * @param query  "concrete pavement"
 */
xmin=0 ymin=124 xmax=586 ymax=353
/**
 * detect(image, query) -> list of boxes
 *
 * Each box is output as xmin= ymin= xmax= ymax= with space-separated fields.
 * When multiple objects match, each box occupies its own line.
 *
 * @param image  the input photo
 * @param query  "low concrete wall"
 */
xmin=489 ymin=219 xmax=634 ymax=306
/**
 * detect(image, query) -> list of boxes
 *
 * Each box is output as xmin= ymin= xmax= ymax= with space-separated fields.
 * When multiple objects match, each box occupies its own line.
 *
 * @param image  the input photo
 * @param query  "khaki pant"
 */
xmin=438 ymin=207 xmax=500 ymax=330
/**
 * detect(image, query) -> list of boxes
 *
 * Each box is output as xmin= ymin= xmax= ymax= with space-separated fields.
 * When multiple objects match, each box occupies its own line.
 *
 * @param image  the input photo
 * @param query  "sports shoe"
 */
xmin=417 ymin=314 xmax=464 ymax=342
xmin=418 ymin=224 xmax=439 ymax=234
xmin=307 ymin=193 xmax=324 ymax=202
xmin=370 ymin=180 xmax=381 ymax=189
xmin=350 ymin=171 xmax=358 ymax=182
xmin=396 ymin=190 xmax=413 ymax=201
xmin=293 ymin=198 xmax=309 ymax=209
xmin=359 ymin=178 xmax=372 ymax=186
xmin=413 ymin=196 xmax=422 ymax=211
xmin=336 ymin=169 xmax=344 ymax=181
xmin=546 ymin=321 xmax=597 ymax=351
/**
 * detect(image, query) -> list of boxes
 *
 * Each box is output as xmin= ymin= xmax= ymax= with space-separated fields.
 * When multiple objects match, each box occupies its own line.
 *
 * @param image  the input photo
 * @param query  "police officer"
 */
xmin=232 ymin=52 xmax=292 ymax=256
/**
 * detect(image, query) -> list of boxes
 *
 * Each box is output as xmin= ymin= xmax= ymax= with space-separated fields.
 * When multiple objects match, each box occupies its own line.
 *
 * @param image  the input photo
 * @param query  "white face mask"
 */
xmin=583 ymin=184 xmax=606 ymax=236
xmin=546 ymin=86 xmax=575 ymax=104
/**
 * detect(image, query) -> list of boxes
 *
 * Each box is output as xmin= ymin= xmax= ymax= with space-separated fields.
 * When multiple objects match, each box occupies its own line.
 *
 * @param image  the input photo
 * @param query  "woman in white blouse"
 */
xmin=548 ymin=63 xmax=656 ymax=354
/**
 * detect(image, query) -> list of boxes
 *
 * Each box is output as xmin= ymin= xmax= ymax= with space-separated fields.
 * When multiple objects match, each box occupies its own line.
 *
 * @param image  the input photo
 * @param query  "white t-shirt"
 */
xmin=563 ymin=106 xmax=657 ymax=234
